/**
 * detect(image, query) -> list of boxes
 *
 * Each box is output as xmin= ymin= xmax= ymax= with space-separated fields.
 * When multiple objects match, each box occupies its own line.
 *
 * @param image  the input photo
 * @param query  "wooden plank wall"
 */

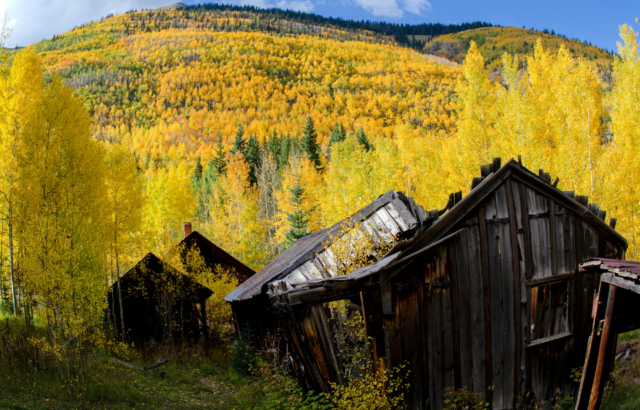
xmin=484 ymin=185 xmax=516 ymax=408
xmin=440 ymin=179 xmax=625 ymax=408
xmin=422 ymin=245 xmax=456 ymax=410
xmin=453 ymin=215 xmax=487 ymax=397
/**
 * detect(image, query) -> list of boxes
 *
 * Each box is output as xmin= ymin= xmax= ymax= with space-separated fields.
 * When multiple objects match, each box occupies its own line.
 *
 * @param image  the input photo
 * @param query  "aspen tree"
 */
xmin=105 ymin=144 xmax=146 ymax=341
xmin=606 ymin=24 xmax=640 ymax=259
xmin=16 ymin=67 xmax=108 ymax=338
xmin=0 ymin=49 xmax=45 ymax=318
xmin=442 ymin=41 xmax=497 ymax=191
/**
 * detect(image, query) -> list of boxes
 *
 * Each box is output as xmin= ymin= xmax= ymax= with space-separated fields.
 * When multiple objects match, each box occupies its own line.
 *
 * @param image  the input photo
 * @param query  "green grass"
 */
xmin=602 ymin=329 xmax=640 ymax=410
xmin=0 ymin=312 xmax=315 ymax=410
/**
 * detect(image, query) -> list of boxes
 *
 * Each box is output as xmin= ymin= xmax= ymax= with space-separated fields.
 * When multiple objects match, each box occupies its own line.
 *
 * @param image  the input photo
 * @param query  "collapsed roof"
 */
xmin=224 ymin=190 xmax=436 ymax=303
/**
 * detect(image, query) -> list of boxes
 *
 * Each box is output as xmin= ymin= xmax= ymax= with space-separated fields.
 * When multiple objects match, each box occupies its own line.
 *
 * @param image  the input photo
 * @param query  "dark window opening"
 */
xmin=531 ymin=281 xmax=569 ymax=341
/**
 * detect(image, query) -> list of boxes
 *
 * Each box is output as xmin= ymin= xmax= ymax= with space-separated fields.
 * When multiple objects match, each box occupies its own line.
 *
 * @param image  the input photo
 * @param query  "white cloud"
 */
xmin=277 ymin=1 xmax=315 ymax=12
xmin=353 ymin=0 xmax=403 ymax=18
xmin=2 ymin=0 xmax=170 ymax=47
xmin=403 ymin=0 xmax=431 ymax=15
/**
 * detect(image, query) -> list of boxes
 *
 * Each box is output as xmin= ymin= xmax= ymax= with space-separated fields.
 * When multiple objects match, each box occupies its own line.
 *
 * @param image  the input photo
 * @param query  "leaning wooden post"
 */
xmin=588 ymin=285 xmax=617 ymax=410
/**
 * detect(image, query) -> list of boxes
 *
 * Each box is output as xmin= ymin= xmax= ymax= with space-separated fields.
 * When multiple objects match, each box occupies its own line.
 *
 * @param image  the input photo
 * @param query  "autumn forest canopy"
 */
xmin=1 ymin=5 xmax=640 ymax=406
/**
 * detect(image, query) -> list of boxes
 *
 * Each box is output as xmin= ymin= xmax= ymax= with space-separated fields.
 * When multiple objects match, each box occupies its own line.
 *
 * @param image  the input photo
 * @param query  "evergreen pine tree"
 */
xmin=212 ymin=132 xmax=227 ymax=177
xmin=193 ymin=156 xmax=203 ymax=181
xmin=355 ymin=127 xmax=372 ymax=151
xmin=232 ymin=124 xmax=246 ymax=155
xmin=301 ymin=116 xmax=322 ymax=169
xmin=278 ymin=134 xmax=291 ymax=170
xmin=245 ymin=134 xmax=261 ymax=185
xmin=283 ymin=179 xmax=313 ymax=247
xmin=327 ymin=121 xmax=347 ymax=159
xmin=267 ymin=130 xmax=280 ymax=160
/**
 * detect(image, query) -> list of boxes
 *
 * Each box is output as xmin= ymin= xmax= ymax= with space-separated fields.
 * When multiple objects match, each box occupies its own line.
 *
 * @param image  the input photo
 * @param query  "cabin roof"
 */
xmin=179 ymin=231 xmax=255 ymax=283
xmin=581 ymin=258 xmax=640 ymax=278
xmin=113 ymin=252 xmax=213 ymax=300
xmin=224 ymin=190 xmax=427 ymax=303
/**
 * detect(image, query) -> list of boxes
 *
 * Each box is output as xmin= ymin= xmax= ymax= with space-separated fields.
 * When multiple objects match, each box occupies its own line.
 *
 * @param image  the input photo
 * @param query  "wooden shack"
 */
xmin=226 ymin=158 xmax=627 ymax=409
xmin=110 ymin=225 xmax=255 ymax=343
xmin=108 ymin=253 xmax=213 ymax=344
xmin=575 ymin=259 xmax=640 ymax=410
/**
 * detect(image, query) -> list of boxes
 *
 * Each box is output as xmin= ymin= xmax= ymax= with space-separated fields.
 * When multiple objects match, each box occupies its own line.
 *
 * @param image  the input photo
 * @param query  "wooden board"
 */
xmin=453 ymin=217 xmax=486 ymax=395
xmin=526 ymin=187 xmax=552 ymax=280
xmin=424 ymin=245 xmax=455 ymax=410
xmin=512 ymin=181 xmax=530 ymax=394
xmin=484 ymin=185 xmax=516 ymax=408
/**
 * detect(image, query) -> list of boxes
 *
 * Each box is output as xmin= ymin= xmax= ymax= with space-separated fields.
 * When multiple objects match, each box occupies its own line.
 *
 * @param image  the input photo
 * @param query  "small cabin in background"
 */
xmin=108 ymin=252 xmax=212 ymax=344
xmin=227 ymin=158 xmax=627 ymax=409
xmin=109 ymin=224 xmax=255 ymax=344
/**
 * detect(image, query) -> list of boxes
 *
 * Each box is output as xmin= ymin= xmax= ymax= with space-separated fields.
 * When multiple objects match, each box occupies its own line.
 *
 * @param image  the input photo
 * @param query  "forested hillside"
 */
xmin=425 ymin=26 xmax=614 ymax=69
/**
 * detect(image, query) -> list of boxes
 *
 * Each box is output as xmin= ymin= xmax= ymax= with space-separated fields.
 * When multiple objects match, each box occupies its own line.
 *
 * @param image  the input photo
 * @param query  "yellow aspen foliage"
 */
xmin=494 ymin=53 xmax=536 ymax=165
xmin=145 ymin=162 xmax=196 ymax=253
xmin=525 ymin=42 xmax=605 ymax=198
xmin=442 ymin=41 xmax=498 ymax=191
xmin=604 ymin=25 xmax=640 ymax=259
xmin=10 ymin=51 xmax=109 ymax=338
xmin=205 ymin=153 xmax=264 ymax=269
xmin=105 ymin=144 xmax=147 ymax=272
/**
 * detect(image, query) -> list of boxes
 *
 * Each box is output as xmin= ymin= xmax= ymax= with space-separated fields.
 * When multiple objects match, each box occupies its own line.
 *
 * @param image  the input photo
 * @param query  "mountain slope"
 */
xmin=425 ymin=26 xmax=613 ymax=69
xmin=31 ymin=7 xmax=461 ymax=166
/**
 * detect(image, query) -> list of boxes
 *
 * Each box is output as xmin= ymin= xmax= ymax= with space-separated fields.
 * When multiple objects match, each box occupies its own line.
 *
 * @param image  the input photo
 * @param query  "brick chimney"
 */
xmin=183 ymin=222 xmax=193 ymax=238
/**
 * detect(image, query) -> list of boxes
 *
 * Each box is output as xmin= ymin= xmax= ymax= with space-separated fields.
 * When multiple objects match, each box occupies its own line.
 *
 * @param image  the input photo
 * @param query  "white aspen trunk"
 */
xmin=8 ymin=205 xmax=16 ymax=317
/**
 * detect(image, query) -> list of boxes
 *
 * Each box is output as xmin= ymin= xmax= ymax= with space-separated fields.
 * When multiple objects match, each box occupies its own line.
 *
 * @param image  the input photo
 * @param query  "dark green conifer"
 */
xmin=327 ymin=121 xmax=347 ymax=159
xmin=211 ymin=132 xmax=227 ymax=177
xmin=193 ymin=156 xmax=203 ymax=181
xmin=278 ymin=134 xmax=291 ymax=170
xmin=282 ymin=179 xmax=314 ymax=248
xmin=301 ymin=116 xmax=322 ymax=169
xmin=232 ymin=124 xmax=246 ymax=155
xmin=355 ymin=127 xmax=372 ymax=152
xmin=245 ymin=134 xmax=261 ymax=185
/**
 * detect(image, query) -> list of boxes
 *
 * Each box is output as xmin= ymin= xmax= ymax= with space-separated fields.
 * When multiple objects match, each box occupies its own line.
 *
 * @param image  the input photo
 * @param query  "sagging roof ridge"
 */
xmin=227 ymin=157 xmax=627 ymax=303
xmin=224 ymin=190 xmax=424 ymax=303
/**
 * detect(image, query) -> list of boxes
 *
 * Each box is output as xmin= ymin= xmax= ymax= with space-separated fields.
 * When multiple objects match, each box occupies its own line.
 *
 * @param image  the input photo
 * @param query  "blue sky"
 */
xmin=0 ymin=0 xmax=637 ymax=53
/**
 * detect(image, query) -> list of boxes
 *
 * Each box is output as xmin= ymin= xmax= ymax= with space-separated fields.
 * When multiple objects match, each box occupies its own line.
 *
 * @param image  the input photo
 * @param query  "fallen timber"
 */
xmin=225 ymin=158 xmax=628 ymax=410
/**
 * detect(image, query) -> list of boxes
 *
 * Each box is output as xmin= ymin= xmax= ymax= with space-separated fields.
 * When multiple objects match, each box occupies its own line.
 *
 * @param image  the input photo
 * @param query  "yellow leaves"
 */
xmin=145 ymin=162 xmax=196 ymax=252
xmin=206 ymin=153 xmax=265 ymax=269
xmin=601 ymin=25 xmax=640 ymax=260
xmin=0 ymin=50 xmax=110 ymax=335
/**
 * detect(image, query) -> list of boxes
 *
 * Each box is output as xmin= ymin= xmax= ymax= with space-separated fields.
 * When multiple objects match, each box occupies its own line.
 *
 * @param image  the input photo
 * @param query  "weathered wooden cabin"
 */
xmin=226 ymin=158 xmax=627 ymax=409
xmin=575 ymin=259 xmax=640 ymax=410
xmin=110 ymin=225 xmax=255 ymax=343
xmin=108 ymin=252 xmax=213 ymax=344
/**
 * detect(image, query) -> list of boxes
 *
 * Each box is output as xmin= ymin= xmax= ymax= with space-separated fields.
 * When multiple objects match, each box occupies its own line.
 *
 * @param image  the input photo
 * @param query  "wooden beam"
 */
xmin=575 ymin=281 xmax=608 ymax=410
xmin=549 ymin=200 xmax=558 ymax=276
xmin=449 ymin=241 xmax=462 ymax=390
xmin=588 ymin=285 xmax=617 ymax=410
xmin=506 ymin=178 xmax=522 ymax=402
xmin=478 ymin=204 xmax=493 ymax=404
xmin=518 ymin=182 xmax=533 ymax=392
